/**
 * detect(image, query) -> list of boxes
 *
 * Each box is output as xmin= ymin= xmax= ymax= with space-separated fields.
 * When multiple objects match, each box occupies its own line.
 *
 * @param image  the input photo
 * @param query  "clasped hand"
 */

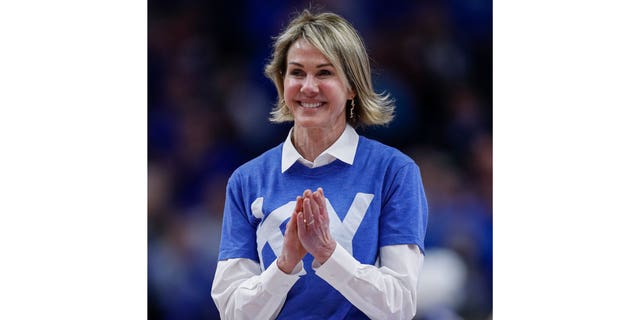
xmin=277 ymin=188 xmax=337 ymax=274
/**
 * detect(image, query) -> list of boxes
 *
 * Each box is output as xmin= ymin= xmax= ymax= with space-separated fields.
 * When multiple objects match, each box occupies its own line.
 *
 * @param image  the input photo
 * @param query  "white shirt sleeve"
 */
xmin=314 ymin=243 xmax=424 ymax=320
xmin=212 ymin=244 xmax=422 ymax=319
xmin=211 ymin=258 xmax=306 ymax=320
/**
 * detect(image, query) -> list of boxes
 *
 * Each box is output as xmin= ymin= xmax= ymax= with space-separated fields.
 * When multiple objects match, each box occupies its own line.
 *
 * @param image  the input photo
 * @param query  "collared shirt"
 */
xmin=212 ymin=124 xmax=423 ymax=319
xmin=281 ymin=124 xmax=359 ymax=172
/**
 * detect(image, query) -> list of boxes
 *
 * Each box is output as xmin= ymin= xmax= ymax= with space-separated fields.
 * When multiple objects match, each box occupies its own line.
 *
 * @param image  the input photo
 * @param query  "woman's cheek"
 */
xmin=284 ymin=80 xmax=299 ymax=100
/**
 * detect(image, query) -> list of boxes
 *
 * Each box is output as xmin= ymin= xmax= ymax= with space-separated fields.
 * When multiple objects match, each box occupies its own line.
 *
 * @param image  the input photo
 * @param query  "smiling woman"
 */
xmin=265 ymin=10 xmax=395 ymax=128
xmin=283 ymin=38 xmax=354 ymax=160
xmin=211 ymin=9 xmax=429 ymax=320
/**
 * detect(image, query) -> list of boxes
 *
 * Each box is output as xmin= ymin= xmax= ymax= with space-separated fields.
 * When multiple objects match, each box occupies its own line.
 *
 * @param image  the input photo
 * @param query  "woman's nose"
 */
xmin=300 ymin=75 xmax=319 ymax=95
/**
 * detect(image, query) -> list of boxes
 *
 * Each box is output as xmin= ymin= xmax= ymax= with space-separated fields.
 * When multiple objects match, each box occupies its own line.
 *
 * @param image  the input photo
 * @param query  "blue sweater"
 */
xmin=218 ymin=136 xmax=428 ymax=319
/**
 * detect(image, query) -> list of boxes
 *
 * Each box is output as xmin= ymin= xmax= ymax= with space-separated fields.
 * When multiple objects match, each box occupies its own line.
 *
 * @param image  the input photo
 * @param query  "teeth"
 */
xmin=301 ymin=102 xmax=322 ymax=108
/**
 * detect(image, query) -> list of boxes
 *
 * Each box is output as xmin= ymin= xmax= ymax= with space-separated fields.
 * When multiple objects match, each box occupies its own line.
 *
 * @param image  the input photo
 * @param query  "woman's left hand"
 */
xmin=296 ymin=188 xmax=336 ymax=264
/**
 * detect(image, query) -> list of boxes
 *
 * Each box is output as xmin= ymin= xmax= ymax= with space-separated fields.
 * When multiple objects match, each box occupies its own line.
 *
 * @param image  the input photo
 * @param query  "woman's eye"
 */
xmin=317 ymin=70 xmax=332 ymax=76
xmin=289 ymin=69 xmax=304 ymax=77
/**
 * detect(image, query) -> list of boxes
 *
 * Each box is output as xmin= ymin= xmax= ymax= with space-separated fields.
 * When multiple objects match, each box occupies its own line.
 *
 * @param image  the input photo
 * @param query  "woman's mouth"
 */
xmin=299 ymin=102 xmax=324 ymax=108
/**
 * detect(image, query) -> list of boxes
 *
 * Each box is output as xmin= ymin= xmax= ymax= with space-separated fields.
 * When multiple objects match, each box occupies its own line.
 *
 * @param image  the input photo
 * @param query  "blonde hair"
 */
xmin=264 ymin=9 xmax=394 ymax=127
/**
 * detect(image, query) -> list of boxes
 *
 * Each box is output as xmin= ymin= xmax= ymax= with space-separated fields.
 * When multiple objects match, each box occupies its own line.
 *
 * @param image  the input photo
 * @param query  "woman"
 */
xmin=211 ymin=9 xmax=428 ymax=319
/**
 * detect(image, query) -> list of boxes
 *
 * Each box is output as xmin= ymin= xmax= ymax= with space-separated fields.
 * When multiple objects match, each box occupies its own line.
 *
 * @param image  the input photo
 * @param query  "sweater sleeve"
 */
xmin=379 ymin=162 xmax=428 ymax=252
xmin=218 ymin=171 xmax=259 ymax=261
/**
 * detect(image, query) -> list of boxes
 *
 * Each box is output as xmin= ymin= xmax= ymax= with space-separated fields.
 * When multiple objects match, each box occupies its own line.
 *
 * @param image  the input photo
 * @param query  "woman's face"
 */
xmin=284 ymin=39 xmax=354 ymax=132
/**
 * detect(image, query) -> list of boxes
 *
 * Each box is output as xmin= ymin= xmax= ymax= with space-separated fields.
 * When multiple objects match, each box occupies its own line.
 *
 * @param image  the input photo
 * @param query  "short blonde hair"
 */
xmin=265 ymin=9 xmax=394 ymax=127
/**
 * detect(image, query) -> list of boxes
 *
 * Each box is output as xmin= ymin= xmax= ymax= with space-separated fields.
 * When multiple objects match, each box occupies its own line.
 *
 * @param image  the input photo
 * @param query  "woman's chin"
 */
xmin=293 ymin=116 xmax=324 ymax=128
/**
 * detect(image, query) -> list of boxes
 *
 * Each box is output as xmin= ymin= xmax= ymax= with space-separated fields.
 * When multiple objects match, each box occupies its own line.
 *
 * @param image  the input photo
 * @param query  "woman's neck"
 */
xmin=292 ymin=122 xmax=346 ymax=162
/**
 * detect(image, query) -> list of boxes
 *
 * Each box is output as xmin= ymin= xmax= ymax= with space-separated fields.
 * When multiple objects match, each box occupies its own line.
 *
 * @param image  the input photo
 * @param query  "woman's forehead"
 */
xmin=287 ymin=39 xmax=334 ymax=67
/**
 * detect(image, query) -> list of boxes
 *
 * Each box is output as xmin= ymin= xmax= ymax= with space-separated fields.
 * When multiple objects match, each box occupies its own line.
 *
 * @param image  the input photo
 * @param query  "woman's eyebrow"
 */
xmin=287 ymin=62 xmax=334 ymax=68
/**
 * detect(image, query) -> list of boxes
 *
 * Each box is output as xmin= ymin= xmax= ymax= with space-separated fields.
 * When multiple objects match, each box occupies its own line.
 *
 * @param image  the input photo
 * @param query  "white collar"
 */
xmin=281 ymin=124 xmax=359 ymax=173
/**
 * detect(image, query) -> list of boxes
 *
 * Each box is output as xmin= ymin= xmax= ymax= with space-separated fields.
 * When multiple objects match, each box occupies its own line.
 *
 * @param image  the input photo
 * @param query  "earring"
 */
xmin=349 ymin=99 xmax=355 ymax=119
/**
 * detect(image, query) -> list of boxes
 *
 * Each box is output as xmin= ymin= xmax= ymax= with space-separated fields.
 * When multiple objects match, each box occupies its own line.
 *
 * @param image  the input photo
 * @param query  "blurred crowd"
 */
xmin=148 ymin=0 xmax=492 ymax=319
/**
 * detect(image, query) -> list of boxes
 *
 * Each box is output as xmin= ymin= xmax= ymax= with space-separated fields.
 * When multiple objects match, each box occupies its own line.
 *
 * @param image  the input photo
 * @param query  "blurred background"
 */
xmin=148 ymin=0 xmax=492 ymax=319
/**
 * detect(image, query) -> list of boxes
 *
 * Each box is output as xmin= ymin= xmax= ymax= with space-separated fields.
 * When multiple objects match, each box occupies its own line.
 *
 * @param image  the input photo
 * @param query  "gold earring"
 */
xmin=350 ymin=99 xmax=355 ymax=119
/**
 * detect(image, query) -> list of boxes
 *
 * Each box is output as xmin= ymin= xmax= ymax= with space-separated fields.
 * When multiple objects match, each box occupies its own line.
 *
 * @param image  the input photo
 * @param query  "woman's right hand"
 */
xmin=296 ymin=188 xmax=337 ymax=265
xmin=277 ymin=196 xmax=307 ymax=274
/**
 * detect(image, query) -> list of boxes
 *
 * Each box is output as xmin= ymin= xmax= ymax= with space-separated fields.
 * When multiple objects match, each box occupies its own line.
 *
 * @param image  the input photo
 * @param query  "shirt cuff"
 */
xmin=262 ymin=260 xmax=306 ymax=295
xmin=313 ymin=243 xmax=358 ymax=288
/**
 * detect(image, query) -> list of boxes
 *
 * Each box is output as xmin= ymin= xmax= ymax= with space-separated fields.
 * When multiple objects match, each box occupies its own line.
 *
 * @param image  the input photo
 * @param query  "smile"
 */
xmin=299 ymin=102 xmax=324 ymax=108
